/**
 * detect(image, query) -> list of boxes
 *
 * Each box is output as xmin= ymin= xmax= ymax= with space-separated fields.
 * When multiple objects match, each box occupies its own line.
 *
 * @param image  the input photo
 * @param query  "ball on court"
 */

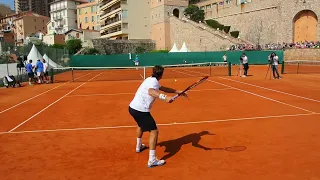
xmin=174 ymin=79 xmax=177 ymax=82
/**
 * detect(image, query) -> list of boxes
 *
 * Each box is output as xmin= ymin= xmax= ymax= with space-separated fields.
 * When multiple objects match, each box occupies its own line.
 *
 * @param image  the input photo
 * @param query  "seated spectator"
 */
xmin=3 ymin=75 xmax=22 ymax=88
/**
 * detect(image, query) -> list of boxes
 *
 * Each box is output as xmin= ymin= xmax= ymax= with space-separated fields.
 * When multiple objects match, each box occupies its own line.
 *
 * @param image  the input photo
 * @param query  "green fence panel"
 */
xmin=70 ymin=50 xmax=284 ymax=67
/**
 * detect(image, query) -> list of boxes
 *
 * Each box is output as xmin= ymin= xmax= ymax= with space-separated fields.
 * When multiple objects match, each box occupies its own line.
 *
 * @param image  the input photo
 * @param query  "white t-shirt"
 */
xmin=223 ymin=55 xmax=227 ymax=62
xmin=129 ymin=77 xmax=161 ymax=112
xmin=43 ymin=63 xmax=48 ymax=72
xmin=273 ymin=56 xmax=279 ymax=65
xmin=242 ymin=56 xmax=248 ymax=64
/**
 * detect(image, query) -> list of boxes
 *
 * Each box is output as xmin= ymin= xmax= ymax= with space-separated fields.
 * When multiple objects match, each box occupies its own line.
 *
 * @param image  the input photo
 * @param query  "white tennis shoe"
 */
xmin=148 ymin=158 xmax=166 ymax=168
xmin=136 ymin=144 xmax=147 ymax=153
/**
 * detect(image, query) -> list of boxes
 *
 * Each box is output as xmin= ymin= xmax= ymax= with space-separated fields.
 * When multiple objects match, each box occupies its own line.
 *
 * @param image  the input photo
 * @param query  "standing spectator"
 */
xmin=36 ymin=59 xmax=44 ymax=84
xmin=240 ymin=53 xmax=249 ymax=77
xmin=269 ymin=52 xmax=281 ymax=79
xmin=25 ymin=60 xmax=35 ymax=86
xmin=222 ymin=53 xmax=227 ymax=67
xmin=43 ymin=59 xmax=49 ymax=84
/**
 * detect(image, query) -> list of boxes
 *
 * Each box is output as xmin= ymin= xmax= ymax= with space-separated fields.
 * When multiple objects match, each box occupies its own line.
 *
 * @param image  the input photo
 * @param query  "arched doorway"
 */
xmin=173 ymin=9 xmax=179 ymax=18
xmin=293 ymin=10 xmax=318 ymax=43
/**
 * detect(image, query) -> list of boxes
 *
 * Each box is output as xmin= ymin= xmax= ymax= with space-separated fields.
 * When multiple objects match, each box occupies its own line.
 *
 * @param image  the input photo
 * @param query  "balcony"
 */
xmin=53 ymin=16 xmax=63 ymax=21
xmin=100 ymin=7 xmax=121 ymax=21
xmin=100 ymin=0 xmax=121 ymax=11
xmin=50 ymin=5 xmax=67 ymax=12
xmin=100 ymin=24 xmax=128 ymax=38
xmin=100 ymin=19 xmax=122 ymax=31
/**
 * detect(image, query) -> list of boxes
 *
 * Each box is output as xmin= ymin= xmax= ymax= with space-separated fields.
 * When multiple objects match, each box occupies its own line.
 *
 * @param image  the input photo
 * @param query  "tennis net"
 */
xmin=283 ymin=60 xmax=320 ymax=74
xmin=50 ymin=62 xmax=231 ymax=83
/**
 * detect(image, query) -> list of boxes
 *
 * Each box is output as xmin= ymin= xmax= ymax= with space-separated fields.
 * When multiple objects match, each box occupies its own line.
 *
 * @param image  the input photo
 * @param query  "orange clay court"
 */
xmin=0 ymin=65 xmax=320 ymax=180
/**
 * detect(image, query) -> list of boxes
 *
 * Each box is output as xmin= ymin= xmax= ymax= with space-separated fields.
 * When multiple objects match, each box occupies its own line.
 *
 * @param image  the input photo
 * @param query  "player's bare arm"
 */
xmin=148 ymin=88 xmax=173 ymax=103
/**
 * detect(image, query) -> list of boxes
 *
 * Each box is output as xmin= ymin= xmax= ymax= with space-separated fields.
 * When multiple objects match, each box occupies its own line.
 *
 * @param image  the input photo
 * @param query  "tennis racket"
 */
xmin=169 ymin=76 xmax=209 ymax=103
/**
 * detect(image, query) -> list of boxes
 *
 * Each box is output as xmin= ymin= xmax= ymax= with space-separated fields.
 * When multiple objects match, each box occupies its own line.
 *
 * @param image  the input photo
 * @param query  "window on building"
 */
xmin=85 ymin=17 xmax=88 ymax=23
xmin=92 ymin=16 xmax=95 ymax=22
xmin=206 ymin=4 xmax=211 ymax=9
xmin=78 ymin=9 xmax=81 ymax=15
xmin=91 ymin=6 xmax=95 ymax=13
xmin=122 ymin=10 xmax=128 ymax=18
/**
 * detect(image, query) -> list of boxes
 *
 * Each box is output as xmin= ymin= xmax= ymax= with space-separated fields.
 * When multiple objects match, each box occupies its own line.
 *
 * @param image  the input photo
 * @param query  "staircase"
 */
xmin=169 ymin=15 xmax=254 ymax=51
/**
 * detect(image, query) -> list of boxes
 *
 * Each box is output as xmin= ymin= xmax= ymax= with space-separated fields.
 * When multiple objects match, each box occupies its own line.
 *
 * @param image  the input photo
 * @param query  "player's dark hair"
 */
xmin=29 ymin=60 xmax=32 ymax=63
xmin=152 ymin=65 xmax=164 ymax=79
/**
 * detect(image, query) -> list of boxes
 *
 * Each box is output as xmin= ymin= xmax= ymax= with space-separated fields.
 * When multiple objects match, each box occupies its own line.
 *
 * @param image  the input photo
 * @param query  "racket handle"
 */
xmin=169 ymin=94 xmax=179 ymax=103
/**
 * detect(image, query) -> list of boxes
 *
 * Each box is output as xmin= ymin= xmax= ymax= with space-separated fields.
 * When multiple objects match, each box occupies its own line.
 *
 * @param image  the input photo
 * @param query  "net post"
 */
xmin=143 ymin=67 xmax=146 ymax=79
xmin=209 ymin=62 xmax=212 ymax=76
xmin=228 ymin=62 xmax=231 ymax=76
xmin=72 ymin=68 xmax=74 ymax=82
xmin=50 ymin=68 xmax=54 ymax=83
xmin=281 ymin=60 xmax=284 ymax=74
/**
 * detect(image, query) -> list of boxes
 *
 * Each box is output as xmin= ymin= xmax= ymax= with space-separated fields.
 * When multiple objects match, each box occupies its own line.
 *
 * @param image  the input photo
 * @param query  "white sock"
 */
xmin=149 ymin=150 xmax=156 ymax=161
xmin=136 ymin=138 xmax=142 ymax=149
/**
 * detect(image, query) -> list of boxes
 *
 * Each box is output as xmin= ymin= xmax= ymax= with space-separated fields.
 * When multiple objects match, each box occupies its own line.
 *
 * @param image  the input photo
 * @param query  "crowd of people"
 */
xmin=25 ymin=59 xmax=50 ymax=86
xmin=2 ymin=58 xmax=49 ymax=88
xmin=228 ymin=41 xmax=320 ymax=51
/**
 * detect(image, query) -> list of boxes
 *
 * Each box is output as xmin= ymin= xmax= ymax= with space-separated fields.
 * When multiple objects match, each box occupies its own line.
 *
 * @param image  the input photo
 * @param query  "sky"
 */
xmin=1 ymin=0 xmax=14 ymax=10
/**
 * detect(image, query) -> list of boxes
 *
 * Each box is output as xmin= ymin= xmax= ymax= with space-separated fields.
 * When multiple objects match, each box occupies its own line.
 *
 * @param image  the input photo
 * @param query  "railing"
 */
xmin=50 ymin=5 xmax=66 ymax=12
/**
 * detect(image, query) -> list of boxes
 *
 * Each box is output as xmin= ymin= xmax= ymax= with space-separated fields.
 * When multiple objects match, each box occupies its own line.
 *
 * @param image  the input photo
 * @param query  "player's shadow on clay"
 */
xmin=157 ymin=131 xmax=246 ymax=160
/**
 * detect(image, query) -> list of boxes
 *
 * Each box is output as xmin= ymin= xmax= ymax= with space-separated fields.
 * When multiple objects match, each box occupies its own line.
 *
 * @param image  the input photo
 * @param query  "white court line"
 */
xmin=139 ymin=74 xmax=144 ymax=79
xmin=218 ymin=77 xmax=320 ymax=103
xmin=173 ymin=69 xmax=315 ymax=113
xmin=0 ymin=82 xmax=69 ymax=114
xmin=0 ymin=112 xmax=319 ymax=135
xmin=65 ymin=88 xmax=234 ymax=98
xmin=0 ymin=73 xmax=93 ymax=115
xmin=8 ymin=72 xmax=104 ymax=133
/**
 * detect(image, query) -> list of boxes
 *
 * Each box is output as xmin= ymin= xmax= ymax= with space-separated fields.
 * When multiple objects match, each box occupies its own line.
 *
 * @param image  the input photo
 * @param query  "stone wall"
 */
xmin=170 ymin=16 xmax=237 ymax=51
xmin=284 ymin=49 xmax=320 ymax=61
xmin=92 ymin=39 xmax=156 ymax=55
xmin=205 ymin=0 xmax=320 ymax=45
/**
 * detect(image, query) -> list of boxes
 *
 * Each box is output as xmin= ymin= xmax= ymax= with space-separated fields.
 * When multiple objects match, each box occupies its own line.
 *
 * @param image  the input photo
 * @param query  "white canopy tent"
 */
xmin=43 ymin=54 xmax=62 ymax=68
xmin=169 ymin=43 xmax=179 ymax=53
xmin=179 ymin=42 xmax=190 ymax=52
xmin=27 ymin=44 xmax=43 ymax=66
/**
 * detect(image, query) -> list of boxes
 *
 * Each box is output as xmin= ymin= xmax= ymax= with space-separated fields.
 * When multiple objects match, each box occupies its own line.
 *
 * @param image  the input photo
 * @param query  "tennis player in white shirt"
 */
xmin=129 ymin=65 xmax=187 ymax=168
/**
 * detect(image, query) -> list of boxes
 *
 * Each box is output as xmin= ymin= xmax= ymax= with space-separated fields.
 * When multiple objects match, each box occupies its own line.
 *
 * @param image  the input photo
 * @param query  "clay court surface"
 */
xmin=1 ymin=65 xmax=320 ymax=180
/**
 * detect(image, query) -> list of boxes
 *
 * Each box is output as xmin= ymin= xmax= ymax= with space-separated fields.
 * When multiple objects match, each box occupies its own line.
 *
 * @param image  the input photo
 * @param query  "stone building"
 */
xmin=196 ymin=0 xmax=320 ymax=45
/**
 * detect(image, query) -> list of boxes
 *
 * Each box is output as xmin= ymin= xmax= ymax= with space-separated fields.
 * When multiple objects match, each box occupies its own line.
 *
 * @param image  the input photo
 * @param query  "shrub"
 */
xmin=230 ymin=31 xmax=240 ymax=38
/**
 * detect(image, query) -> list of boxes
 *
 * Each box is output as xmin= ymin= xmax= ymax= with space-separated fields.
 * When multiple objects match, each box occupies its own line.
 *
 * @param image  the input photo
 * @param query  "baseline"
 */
xmin=66 ymin=88 xmax=234 ymax=98
xmin=0 ymin=112 xmax=318 ymax=135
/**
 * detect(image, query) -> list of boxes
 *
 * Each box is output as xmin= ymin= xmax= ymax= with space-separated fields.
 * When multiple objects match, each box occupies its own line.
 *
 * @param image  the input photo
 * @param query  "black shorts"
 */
xmin=129 ymin=106 xmax=157 ymax=132
xmin=28 ymin=73 xmax=34 ymax=78
xmin=44 ymin=71 xmax=49 ymax=76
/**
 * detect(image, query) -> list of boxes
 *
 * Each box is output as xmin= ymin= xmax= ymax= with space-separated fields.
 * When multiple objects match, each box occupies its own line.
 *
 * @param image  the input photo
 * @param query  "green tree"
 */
xmin=184 ymin=5 xmax=205 ymax=22
xmin=0 ymin=54 xmax=14 ymax=64
xmin=84 ymin=48 xmax=100 ymax=55
xmin=65 ymin=39 xmax=82 ymax=54
xmin=51 ymin=44 xmax=65 ymax=49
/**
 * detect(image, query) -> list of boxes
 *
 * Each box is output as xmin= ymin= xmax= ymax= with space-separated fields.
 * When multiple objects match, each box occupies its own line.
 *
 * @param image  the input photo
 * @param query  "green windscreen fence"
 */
xmin=69 ymin=50 xmax=284 ymax=67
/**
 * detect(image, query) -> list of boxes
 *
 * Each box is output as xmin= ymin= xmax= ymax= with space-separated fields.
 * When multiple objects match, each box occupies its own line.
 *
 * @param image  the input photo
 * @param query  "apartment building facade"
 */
xmin=99 ymin=0 xmax=151 ymax=40
xmin=77 ymin=0 xmax=100 ymax=31
xmin=49 ymin=0 xmax=86 ymax=35
xmin=0 ymin=12 xmax=27 ymax=43
xmin=14 ymin=0 xmax=53 ymax=17
xmin=13 ymin=12 xmax=50 ymax=46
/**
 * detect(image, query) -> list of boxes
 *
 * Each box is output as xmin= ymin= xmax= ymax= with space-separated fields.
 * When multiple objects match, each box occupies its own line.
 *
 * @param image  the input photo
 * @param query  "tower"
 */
xmin=150 ymin=0 xmax=188 ymax=50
